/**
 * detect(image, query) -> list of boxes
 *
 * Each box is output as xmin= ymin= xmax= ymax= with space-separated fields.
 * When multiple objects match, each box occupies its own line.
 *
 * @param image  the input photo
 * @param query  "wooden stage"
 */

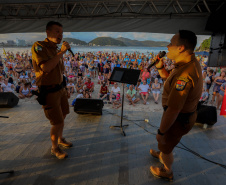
xmin=0 ymin=100 xmax=226 ymax=185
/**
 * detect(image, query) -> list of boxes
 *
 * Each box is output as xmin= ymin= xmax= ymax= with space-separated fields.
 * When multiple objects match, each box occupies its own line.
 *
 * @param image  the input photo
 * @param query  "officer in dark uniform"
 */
xmin=149 ymin=30 xmax=203 ymax=181
xmin=32 ymin=21 xmax=72 ymax=159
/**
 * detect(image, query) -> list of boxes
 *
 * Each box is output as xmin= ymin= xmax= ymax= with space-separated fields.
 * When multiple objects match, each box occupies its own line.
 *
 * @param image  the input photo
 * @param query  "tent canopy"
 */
xmin=0 ymin=0 xmax=224 ymax=34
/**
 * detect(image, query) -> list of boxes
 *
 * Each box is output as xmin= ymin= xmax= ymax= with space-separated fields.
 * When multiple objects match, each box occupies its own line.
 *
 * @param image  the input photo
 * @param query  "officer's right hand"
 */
xmin=61 ymin=41 xmax=70 ymax=54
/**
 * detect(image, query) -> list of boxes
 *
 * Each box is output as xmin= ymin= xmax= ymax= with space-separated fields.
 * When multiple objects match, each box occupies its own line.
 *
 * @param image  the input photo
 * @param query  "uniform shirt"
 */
xmin=31 ymin=38 xmax=64 ymax=86
xmin=162 ymin=54 xmax=203 ymax=113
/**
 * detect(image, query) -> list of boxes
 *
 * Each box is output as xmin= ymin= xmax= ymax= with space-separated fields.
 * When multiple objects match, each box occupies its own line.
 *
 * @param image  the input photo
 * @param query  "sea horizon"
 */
xmin=0 ymin=46 xmax=168 ymax=56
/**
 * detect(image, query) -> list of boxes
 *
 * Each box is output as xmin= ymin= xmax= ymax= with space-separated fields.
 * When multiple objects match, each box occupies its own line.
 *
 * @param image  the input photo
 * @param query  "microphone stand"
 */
xmin=0 ymin=116 xmax=14 ymax=175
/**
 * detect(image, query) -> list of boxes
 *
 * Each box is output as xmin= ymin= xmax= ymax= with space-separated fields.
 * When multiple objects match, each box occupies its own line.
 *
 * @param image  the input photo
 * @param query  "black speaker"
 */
xmin=0 ymin=92 xmax=19 ymax=108
xmin=74 ymin=98 xmax=104 ymax=115
xmin=205 ymin=3 xmax=226 ymax=33
xmin=207 ymin=33 xmax=226 ymax=67
xmin=196 ymin=105 xmax=217 ymax=125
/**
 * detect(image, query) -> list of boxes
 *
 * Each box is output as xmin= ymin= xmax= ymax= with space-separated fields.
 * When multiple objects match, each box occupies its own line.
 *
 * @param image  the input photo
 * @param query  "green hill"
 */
xmin=64 ymin=38 xmax=87 ymax=45
xmin=64 ymin=36 xmax=169 ymax=47
xmin=89 ymin=37 xmax=126 ymax=46
xmin=197 ymin=37 xmax=211 ymax=51
xmin=116 ymin=37 xmax=169 ymax=47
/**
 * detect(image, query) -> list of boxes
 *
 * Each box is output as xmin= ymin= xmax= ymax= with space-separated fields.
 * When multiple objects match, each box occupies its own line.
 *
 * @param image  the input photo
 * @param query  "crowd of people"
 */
xmin=0 ymin=50 xmax=225 ymax=110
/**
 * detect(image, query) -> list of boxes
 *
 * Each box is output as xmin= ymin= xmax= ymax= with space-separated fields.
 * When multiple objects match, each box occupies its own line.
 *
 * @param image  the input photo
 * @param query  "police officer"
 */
xmin=149 ymin=30 xmax=203 ymax=181
xmin=32 ymin=21 xmax=72 ymax=159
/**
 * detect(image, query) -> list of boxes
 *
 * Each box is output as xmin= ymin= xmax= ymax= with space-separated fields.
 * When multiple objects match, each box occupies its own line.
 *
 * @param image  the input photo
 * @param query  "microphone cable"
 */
xmin=103 ymin=109 xmax=226 ymax=169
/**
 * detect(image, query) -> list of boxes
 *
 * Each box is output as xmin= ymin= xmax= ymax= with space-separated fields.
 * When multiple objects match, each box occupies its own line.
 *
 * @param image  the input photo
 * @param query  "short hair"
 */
xmin=46 ymin=21 xmax=62 ymax=31
xmin=178 ymin=30 xmax=197 ymax=51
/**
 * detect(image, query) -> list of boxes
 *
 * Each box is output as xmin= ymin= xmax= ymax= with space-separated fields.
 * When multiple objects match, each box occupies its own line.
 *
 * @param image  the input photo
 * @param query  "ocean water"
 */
xmin=0 ymin=46 xmax=168 ymax=56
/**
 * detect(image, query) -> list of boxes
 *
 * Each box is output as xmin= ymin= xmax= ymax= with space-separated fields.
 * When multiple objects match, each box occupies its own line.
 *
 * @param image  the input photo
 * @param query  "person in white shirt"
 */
xmin=1 ymin=78 xmax=15 ymax=93
xmin=67 ymin=81 xmax=75 ymax=94
xmin=138 ymin=80 xmax=150 ymax=105
xmin=18 ymin=82 xmax=32 ymax=99
xmin=109 ymin=82 xmax=121 ymax=103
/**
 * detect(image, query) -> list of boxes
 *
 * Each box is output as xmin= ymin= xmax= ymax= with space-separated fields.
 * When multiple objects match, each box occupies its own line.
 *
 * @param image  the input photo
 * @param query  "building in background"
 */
xmin=16 ymin=39 xmax=26 ymax=46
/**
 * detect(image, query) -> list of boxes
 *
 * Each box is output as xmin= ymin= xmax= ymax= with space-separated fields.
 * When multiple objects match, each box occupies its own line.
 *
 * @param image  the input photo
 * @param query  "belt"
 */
xmin=163 ymin=106 xmax=195 ymax=124
xmin=39 ymin=82 xmax=64 ymax=93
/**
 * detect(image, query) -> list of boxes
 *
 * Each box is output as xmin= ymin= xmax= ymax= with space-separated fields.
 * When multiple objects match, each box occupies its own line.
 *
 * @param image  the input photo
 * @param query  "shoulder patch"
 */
xmin=176 ymin=76 xmax=189 ymax=91
xmin=35 ymin=45 xmax=42 ymax=52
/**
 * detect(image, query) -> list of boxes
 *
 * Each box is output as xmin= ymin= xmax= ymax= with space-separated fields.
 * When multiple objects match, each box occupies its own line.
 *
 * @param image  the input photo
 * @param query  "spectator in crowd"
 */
xmin=67 ymin=80 xmax=75 ymax=95
xmin=98 ymin=82 xmax=109 ymax=100
xmin=211 ymin=71 xmax=226 ymax=105
xmin=112 ymin=93 xmax=122 ymax=109
xmin=199 ymin=87 xmax=209 ymax=104
xmin=126 ymin=84 xmax=140 ymax=106
xmin=206 ymin=69 xmax=214 ymax=94
xmin=98 ymin=72 xmax=104 ymax=84
xmin=88 ymin=59 xmax=95 ymax=78
xmin=18 ymin=82 xmax=32 ymax=99
xmin=83 ymin=89 xmax=92 ymax=99
xmin=142 ymin=68 xmax=150 ymax=82
xmin=19 ymin=71 xmax=29 ymax=82
xmin=202 ymin=70 xmax=208 ymax=90
xmin=16 ymin=81 xmax=22 ymax=93
xmin=1 ymin=78 xmax=15 ymax=93
xmin=152 ymin=78 xmax=161 ymax=104
xmin=109 ymin=82 xmax=121 ymax=103
xmin=67 ymin=68 xmax=76 ymax=83
xmin=138 ymin=80 xmax=150 ymax=105
xmin=77 ymin=68 xmax=83 ymax=81
xmin=151 ymin=67 xmax=159 ymax=83
xmin=14 ymin=62 xmax=24 ymax=78
xmin=84 ymin=77 xmax=94 ymax=92
xmin=30 ymin=81 xmax=38 ymax=93
xmin=76 ymin=78 xmax=84 ymax=93
xmin=217 ymin=82 xmax=226 ymax=110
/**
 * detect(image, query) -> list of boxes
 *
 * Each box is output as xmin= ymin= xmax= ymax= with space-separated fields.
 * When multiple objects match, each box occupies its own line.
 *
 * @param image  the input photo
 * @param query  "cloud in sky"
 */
xmin=0 ymin=32 xmax=210 ymax=47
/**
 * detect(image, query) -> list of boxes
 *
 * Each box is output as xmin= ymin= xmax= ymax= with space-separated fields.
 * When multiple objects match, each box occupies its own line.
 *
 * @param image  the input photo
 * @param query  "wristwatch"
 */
xmin=157 ymin=129 xmax=165 ymax=136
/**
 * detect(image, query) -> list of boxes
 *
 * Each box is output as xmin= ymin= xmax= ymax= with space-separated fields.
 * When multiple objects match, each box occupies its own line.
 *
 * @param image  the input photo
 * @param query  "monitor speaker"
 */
xmin=0 ymin=92 xmax=19 ymax=108
xmin=74 ymin=98 xmax=104 ymax=115
xmin=196 ymin=105 xmax=217 ymax=125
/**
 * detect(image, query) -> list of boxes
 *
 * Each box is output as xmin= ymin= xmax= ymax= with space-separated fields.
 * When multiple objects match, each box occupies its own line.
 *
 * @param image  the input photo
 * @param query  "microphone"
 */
xmin=147 ymin=51 xmax=166 ymax=69
xmin=63 ymin=41 xmax=75 ymax=57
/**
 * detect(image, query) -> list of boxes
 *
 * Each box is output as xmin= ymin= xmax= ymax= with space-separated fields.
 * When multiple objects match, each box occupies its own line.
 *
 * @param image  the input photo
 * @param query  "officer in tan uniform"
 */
xmin=32 ymin=21 xmax=72 ymax=159
xmin=149 ymin=30 xmax=203 ymax=181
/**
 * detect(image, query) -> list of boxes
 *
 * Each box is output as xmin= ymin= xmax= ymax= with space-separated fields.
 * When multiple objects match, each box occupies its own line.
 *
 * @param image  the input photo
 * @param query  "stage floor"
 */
xmin=0 ymin=100 xmax=226 ymax=185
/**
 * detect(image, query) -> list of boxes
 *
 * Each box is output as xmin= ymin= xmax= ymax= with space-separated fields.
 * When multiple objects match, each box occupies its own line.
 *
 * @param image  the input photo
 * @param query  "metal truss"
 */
xmin=0 ymin=0 xmax=224 ymax=20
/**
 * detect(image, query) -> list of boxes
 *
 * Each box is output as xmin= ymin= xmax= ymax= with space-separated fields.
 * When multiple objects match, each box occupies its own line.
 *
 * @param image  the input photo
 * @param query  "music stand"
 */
xmin=0 ymin=116 xmax=14 ymax=175
xmin=109 ymin=67 xmax=140 ymax=136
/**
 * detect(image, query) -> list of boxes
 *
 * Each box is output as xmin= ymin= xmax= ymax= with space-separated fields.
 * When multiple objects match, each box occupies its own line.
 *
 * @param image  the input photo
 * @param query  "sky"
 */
xmin=0 ymin=32 xmax=210 ymax=47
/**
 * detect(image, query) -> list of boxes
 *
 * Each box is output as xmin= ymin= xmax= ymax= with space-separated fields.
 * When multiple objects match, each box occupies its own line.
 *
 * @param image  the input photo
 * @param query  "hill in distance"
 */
xmin=89 ymin=37 xmax=126 ymax=46
xmin=64 ymin=36 xmax=170 ymax=47
xmin=116 ymin=37 xmax=169 ymax=47
xmin=64 ymin=38 xmax=87 ymax=45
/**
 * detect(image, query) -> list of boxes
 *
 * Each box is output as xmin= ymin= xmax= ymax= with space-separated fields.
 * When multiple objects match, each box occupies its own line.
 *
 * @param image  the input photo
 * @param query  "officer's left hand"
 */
xmin=156 ymin=134 xmax=166 ymax=144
